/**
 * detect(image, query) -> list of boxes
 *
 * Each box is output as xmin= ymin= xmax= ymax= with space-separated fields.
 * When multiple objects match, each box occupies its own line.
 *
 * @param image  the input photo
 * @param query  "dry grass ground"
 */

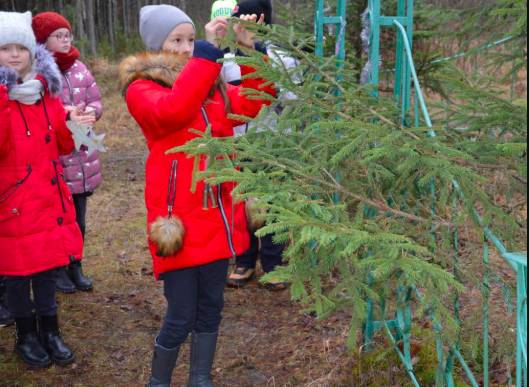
xmin=0 ymin=59 xmax=523 ymax=387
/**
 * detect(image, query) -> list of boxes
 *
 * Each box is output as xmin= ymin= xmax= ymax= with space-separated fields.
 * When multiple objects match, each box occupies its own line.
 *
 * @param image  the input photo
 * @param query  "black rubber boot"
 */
xmin=187 ymin=332 xmax=219 ymax=387
xmin=68 ymin=261 xmax=93 ymax=291
xmin=0 ymin=282 xmax=14 ymax=327
xmin=15 ymin=316 xmax=51 ymax=368
xmin=39 ymin=315 xmax=75 ymax=366
xmin=0 ymin=303 xmax=14 ymax=327
xmin=146 ymin=338 xmax=181 ymax=387
xmin=55 ymin=267 xmax=76 ymax=294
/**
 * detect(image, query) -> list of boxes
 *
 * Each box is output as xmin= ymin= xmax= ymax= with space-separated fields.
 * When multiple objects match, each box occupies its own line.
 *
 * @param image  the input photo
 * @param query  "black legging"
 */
xmin=236 ymin=232 xmax=284 ymax=273
xmin=73 ymin=193 xmax=89 ymax=239
xmin=157 ymin=259 xmax=229 ymax=349
xmin=5 ymin=269 xmax=58 ymax=318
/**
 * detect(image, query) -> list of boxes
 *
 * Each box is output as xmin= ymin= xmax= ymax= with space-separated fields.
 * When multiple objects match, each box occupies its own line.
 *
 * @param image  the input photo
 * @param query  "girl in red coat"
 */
xmin=119 ymin=5 xmax=274 ymax=387
xmin=0 ymin=11 xmax=84 ymax=368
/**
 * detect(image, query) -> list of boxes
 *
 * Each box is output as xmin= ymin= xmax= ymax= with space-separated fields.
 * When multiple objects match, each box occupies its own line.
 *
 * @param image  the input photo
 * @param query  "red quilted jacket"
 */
xmin=0 ymin=49 xmax=83 ymax=276
xmin=120 ymin=48 xmax=275 ymax=278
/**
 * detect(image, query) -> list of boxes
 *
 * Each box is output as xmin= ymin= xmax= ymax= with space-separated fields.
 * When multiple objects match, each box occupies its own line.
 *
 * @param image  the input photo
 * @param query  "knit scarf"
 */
xmin=8 ymin=75 xmax=44 ymax=105
xmin=54 ymin=45 xmax=80 ymax=72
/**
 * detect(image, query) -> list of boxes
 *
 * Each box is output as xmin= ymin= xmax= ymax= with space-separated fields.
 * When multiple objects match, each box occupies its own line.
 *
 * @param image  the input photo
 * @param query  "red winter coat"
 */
xmin=0 ymin=48 xmax=83 ymax=277
xmin=120 ymin=49 xmax=275 ymax=278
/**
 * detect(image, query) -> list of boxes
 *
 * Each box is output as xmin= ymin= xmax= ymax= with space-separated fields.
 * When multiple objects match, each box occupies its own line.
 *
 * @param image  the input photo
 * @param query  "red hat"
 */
xmin=32 ymin=12 xmax=72 ymax=44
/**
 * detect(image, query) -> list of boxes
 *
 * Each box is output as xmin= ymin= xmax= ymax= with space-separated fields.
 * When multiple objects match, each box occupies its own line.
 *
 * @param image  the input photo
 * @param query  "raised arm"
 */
xmin=125 ymin=41 xmax=224 ymax=139
xmin=227 ymin=63 xmax=276 ymax=125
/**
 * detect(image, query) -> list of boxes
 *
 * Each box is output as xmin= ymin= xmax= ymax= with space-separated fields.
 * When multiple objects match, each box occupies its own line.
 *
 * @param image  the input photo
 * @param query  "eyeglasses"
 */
xmin=49 ymin=33 xmax=74 ymax=42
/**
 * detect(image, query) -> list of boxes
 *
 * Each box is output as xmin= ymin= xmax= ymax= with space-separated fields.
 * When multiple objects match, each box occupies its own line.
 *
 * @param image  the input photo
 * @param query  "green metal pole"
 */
xmin=394 ymin=0 xmax=405 ymax=103
xmin=515 ymin=259 xmax=527 ymax=387
xmin=336 ymin=0 xmax=347 ymax=63
xmin=369 ymin=0 xmax=381 ymax=95
xmin=315 ymin=0 xmax=325 ymax=58
xmin=483 ymin=239 xmax=490 ymax=387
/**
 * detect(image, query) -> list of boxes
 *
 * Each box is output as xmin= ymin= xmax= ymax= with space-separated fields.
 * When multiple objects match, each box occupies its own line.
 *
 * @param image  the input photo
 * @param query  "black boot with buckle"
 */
xmin=15 ymin=315 xmax=51 ymax=368
xmin=0 ymin=281 xmax=14 ymax=328
xmin=68 ymin=261 xmax=93 ymax=291
xmin=55 ymin=267 xmax=76 ymax=294
xmin=39 ymin=315 xmax=75 ymax=366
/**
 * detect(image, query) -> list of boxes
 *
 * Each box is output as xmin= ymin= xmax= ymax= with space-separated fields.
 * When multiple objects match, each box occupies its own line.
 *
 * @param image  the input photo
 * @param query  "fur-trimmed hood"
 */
xmin=0 ymin=45 xmax=62 ymax=96
xmin=119 ymin=51 xmax=187 ymax=94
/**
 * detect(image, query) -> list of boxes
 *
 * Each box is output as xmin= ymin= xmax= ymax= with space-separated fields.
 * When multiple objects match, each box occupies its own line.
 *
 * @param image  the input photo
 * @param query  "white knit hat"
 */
xmin=0 ymin=11 xmax=37 ymax=55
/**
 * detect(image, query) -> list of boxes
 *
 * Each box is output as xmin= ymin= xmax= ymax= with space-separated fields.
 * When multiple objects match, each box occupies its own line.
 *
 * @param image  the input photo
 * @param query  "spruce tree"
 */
xmin=172 ymin=0 xmax=526 ymax=352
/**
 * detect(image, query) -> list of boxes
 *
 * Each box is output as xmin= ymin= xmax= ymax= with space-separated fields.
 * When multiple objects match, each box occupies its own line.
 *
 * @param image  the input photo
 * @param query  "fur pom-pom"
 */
xmin=149 ymin=216 xmax=185 ymax=257
xmin=245 ymin=198 xmax=266 ymax=232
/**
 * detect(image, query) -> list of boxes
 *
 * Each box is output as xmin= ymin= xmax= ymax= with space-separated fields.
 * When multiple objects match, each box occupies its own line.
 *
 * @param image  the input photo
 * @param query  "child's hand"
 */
xmin=205 ymin=16 xmax=229 ymax=48
xmin=84 ymin=106 xmax=96 ymax=119
xmin=234 ymin=13 xmax=264 ymax=49
xmin=70 ymin=104 xmax=96 ymax=126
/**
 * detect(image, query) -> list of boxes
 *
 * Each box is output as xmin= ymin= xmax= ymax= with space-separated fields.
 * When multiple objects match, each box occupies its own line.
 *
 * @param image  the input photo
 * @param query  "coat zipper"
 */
xmin=53 ymin=160 xmax=67 ymax=213
xmin=64 ymin=74 xmax=75 ymax=105
xmin=201 ymin=106 xmax=236 ymax=259
xmin=216 ymin=184 xmax=236 ymax=259
xmin=0 ymin=164 xmax=32 ymax=204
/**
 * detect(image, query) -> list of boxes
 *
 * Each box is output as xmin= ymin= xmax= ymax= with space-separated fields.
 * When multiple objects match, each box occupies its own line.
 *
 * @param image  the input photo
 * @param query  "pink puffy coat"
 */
xmin=58 ymin=60 xmax=103 ymax=195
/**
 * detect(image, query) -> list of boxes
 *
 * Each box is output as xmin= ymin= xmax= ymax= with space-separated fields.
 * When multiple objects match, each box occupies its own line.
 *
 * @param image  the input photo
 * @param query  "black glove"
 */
xmin=0 ymin=66 xmax=17 ymax=88
xmin=193 ymin=40 xmax=225 ymax=63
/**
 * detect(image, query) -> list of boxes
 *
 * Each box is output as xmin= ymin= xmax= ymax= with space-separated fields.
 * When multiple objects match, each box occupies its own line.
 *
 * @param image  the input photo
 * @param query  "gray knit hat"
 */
xmin=140 ymin=5 xmax=195 ymax=51
xmin=0 ymin=11 xmax=37 ymax=55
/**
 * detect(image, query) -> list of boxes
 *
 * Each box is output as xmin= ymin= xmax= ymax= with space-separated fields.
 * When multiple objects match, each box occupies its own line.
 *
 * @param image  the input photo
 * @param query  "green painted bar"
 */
xmin=323 ymin=16 xmax=343 ymax=24
xmin=452 ymin=348 xmax=481 ymax=387
xmin=383 ymin=321 xmax=422 ymax=387
xmin=483 ymin=240 xmax=490 ymax=387
xmin=378 ymin=16 xmax=410 ymax=25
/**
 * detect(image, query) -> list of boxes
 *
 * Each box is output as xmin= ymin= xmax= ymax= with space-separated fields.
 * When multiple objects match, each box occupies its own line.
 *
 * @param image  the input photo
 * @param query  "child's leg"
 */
xmin=158 ymin=267 xmax=199 ymax=348
xmin=260 ymin=233 xmax=285 ymax=273
xmin=31 ymin=269 xmax=58 ymax=317
xmin=188 ymin=259 xmax=230 ymax=386
xmin=73 ymin=193 xmax=88 ymax=239
xmin=227 ymin=232 xmax=259 ymax=287
xmin=5 ymin=274 xmax=52 ymax=367
xmin=33 ymin=269 xmax=75 ymax=366
xmin=260 ymin=234 xmax=288 ymax=291
xmin=147 ymin=267 xmax=199 ymax=386
xmin=68 ymin=193 xmax=93 ymax=291
xmin=0 ymin=277 xmax=13 ymax=327
xmin=5 ymin=276 xmax=32 ymax=318
xmin=235 ymin=231 xmax=259 ymax=269
xmin=195 ymin=259 xmax=230 ymax=334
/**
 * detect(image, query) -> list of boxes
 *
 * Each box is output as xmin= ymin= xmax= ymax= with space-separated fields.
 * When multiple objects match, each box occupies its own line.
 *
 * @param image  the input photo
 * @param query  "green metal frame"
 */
xmin=314 ymin=1 xmax=528 ymax=386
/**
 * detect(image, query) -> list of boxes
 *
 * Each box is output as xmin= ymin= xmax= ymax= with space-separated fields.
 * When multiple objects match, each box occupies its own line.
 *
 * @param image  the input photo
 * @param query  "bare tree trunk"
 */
xmin=108 ymin=0 xmax=116 ymax=51
xmin=87 ymin=0 xmax=97 ymax=56
xmin=122 ymin=0 xmax=130 ymax=36
xmin=75 ymin=0 xmax=86 ymax=56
